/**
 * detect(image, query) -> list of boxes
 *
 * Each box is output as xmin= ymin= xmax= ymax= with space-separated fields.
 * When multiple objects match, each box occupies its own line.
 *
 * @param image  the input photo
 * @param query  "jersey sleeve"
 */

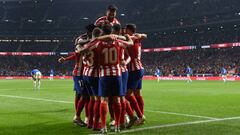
xmin=64 ymin=54 xmax=76 ymax=61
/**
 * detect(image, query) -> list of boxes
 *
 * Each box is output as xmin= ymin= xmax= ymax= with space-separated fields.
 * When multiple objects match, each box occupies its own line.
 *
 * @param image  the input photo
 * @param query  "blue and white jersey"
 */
xmin=155 ymin=69 xmax=161 ymax=76
xmin=186 ymin=67 xmax=193 ymax=75
xmin=31 ymin=69 xmax=41 ymax=75
xmin=50 ymin=69 xmax=54 ymax=76
xmin=221 ymin=68 xmax=227 ymax=75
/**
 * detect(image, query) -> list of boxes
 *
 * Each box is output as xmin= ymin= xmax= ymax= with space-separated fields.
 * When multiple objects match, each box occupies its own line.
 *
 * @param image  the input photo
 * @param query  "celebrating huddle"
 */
xmin=58 ymin=5 xmax=147 ymax=134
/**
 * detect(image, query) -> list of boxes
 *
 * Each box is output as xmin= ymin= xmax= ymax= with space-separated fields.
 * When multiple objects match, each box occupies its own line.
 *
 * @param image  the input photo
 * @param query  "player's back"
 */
xmin=97 ymin=40 xmax=122 ymax=77
xmin=31 ymin=69 xmax=40 ymax=75
xmin=127 ymin=36 xmax=143 ymax=71
xmin=83 ymin=42 xmax=99 ymax=77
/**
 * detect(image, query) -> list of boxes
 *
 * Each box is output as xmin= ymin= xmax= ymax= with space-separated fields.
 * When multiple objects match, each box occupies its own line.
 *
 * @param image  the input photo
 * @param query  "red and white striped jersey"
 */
xmin=64 ymin=53 xmax=84 ymax=76
xmin=120 ymin=48 xmax=130 ymax=73
xmin=127 ymin=35 xmax=144 ymax=71
xmin=94 ymin=16 xmax=120 ymax=26
xmin=97 ymin=40 xmax=123 ymax=77
xmin=82 ymin=41 xmax=100 ymax=77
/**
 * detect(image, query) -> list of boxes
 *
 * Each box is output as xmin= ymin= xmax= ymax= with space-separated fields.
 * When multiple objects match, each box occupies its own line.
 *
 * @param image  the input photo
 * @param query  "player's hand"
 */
xmin=58 ymin=57 xmax=65 ymax=63
xmin=121 ymin=60 xmax=127 ymax=66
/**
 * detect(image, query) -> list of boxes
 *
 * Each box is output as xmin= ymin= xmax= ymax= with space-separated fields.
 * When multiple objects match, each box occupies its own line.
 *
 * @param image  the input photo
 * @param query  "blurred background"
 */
xmin=0 ymin=0 xmax=239 ymax=76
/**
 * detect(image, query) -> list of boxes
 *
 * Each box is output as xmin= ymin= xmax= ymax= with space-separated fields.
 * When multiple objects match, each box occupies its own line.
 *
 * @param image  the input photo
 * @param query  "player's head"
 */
xmin=106 ymin=5 xmax=117 ymax=22
xmin=85 ymin=24 xmax=96 ymax=38
xmin=121 ymin=26 xmax=126 ymax=35
xmin=101 ymin=24 xmax=113 ymax=35
xmin=92 ymin=27 xmax=102 ymax=38
xmin=112 ymin=24 xmax=121 ymax=35
xmin=125 ymin=23 xmax=136 ymax=35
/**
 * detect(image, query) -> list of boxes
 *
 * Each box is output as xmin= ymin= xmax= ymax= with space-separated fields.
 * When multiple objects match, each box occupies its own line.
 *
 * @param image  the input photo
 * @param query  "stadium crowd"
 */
xmin=0 ymin=48 xmax=239 ymax=77
xmin=143 ymin=48 xmax=240 ymax=76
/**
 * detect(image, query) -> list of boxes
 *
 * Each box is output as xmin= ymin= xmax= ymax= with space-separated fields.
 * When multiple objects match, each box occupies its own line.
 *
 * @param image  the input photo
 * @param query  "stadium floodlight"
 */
xmin=120 ymin=13 xmax=125 ymax=16
xmin=46 ymin=19 xmax=53 ymax=23
xmin=83 ymin=17 xmax=89 ymax=20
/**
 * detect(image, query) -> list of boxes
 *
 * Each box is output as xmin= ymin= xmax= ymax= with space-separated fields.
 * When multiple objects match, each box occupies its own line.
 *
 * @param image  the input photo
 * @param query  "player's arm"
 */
xmin=76 ymin=40 xmax=98 ymax=54
xmin=58 ymin=54 xmax=76 ymax=63
xmin=134 ymin=33 xmax=147 ymax=42
xmin=74 ymin=34 xmax=90 ymax=46
xmin=117 ymin=34 xmax=134 ymax=47
xmin=122 ymin=50 xmax=131 ymax=66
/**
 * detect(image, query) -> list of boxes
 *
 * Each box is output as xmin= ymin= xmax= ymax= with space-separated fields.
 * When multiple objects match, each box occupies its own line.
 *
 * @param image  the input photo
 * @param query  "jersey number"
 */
xmin=102 ymin=47 xmax=117 ymax=64
xmin=86 ymin=51 xmax=94 ymax=66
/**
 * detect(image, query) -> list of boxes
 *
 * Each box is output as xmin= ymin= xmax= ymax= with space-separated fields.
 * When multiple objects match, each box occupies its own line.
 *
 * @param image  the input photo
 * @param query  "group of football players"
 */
xmin=58 ymin=5 xmax=147 ymax=134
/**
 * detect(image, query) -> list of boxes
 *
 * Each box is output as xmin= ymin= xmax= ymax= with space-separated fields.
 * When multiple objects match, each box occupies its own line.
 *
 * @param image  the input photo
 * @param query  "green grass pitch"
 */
xmin=0 ymin=79 xmax=240 ymax=135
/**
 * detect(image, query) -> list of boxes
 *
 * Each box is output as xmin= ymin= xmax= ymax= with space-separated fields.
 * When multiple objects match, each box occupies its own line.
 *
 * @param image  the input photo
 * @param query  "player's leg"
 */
xmin=73 ymin=76 xmax=86 ymax=127
xmin=223 ymin=75 xmax=227 ymax=82
xmin=33 ymin=80 xmax=37 ymax=90
xmin=120 ymin=97 xmax=126 ymax=129
xmin=125 ymin=99 xmax=137 ymax=129
xmin=32 ymin=75 xmax=37 ymax=90
xmin=85 ymin=77 xmax=95 ymax=128
xmin=98 ymin=77 xmax=108 ymax=133
xmin=100 ymin=97 xmax=108 ymax=134
xmin=108 ymin=97 xmax=115 ymax=126
xmin=113 ymin=96 xmax=121 ymax=132
xmin=126 ymin=70 xmax=144 ymax=120
xmin=91 ymin=77 xmax=101 ymax=130
xmin=93 ymin=96 xmax=101 ymax=130
xmin=119 ymin=71 xmax=128 ymax=129
xmin=87 ymin=96 xmax=95 ymax=128
xmin=111 ymin=76 xmax=123 ymax=132
xmin=133 ymin=70 xmax=145 ymax=125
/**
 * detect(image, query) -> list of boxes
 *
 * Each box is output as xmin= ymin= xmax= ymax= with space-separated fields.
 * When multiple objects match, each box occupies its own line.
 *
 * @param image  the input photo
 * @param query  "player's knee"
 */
xmin=133 ymin=90 xmax=141 ymax=96
xmin=113 ymin=96 xmax=121 ymax=103
xmin=101 ymin=97 xmax=108 ymax=103
xmin=126 ymin=90 xmax=133 ymax=96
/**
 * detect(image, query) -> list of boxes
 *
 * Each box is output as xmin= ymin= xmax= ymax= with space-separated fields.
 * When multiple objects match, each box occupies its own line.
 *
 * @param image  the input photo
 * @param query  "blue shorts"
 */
xmin=73 ymin=76 xmax=87 ymax=95
xmin=127 ymin=69 xmax=144 ymax=90
xmin=83 ymin=76 xmax=99 ymax=96
xmin=122 ymin=72 xmax=129 ymax=96
xmin=98 ymin=76 xmax=123 ymax=97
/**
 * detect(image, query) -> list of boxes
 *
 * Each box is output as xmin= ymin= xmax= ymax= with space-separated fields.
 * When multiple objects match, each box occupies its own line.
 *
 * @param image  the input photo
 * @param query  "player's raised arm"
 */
xmin=117 ymin=34 xmax=134 ymax=47
xmin=134 ymin=33 xmax=147 ymax=41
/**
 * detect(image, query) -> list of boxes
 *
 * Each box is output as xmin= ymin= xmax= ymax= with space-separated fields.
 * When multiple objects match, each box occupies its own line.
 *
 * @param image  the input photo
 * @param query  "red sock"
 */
xmin=108 ymin=98 xmax=114 ymax=120
xmin=76 ymin=98 xmax=85 ymax=117
xmin=113 ymin=102 xmax=122 ymax=127
xmin=135 ymin=96 xmax=144 ymax=114
xmin=100 ymin=102 xmax=108 ymax=128
xmin=120 ymin=100 xmax=126 ymax=125
xmin=126 ymin=95 xmax=143 ymax=118
xmin=84 ymin=98 xmax=90 ymax=118
xmin=125 ymin=100 xmax=134 ymax=118
xmin=93 ymin=100 xmax=100 ymax=129
xmin=87 ymin=98 xmax=95 ymax=127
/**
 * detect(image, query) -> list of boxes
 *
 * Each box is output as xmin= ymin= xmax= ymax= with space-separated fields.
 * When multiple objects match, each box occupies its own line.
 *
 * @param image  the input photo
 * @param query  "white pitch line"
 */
xmin=0 ymin=94 xmax=217 ymax=120
xmin=104 ymin=116 xmax=240 ymax=135
xmin=145 ymin=110 xmax=218 ymax=120
xmin=0 ymin=94 xmax=73 ymax=104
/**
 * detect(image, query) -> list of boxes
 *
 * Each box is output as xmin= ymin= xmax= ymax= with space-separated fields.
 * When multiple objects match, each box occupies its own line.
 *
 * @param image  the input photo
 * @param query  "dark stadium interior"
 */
xmin=0 ymin=0 xmax=239 ymax=76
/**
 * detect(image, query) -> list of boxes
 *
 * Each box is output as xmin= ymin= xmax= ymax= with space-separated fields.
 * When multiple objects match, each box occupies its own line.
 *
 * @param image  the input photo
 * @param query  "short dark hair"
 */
xmin=107 ymin=4 xmax=118 ymax=11
xmin=85 ymin=24 xmax=96 ymax=33
xmin=126 ymin=23 xmax=136 ymax=33
xmin=101 ymin=24 xmax=112 ymax=35
xmin=112 ymin=24 xmax=121 ymax=33
xmin=92 ymin=27 xmax=102 ymax=37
